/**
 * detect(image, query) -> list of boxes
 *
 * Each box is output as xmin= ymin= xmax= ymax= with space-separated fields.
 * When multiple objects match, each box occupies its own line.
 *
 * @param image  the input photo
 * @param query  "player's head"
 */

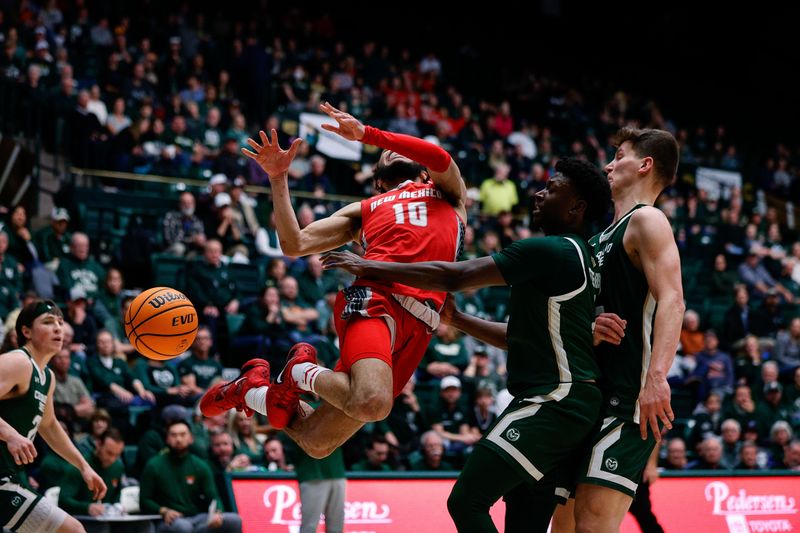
xmin=15 ymin=299 xmax=64 ymax=353
xmin=605 ymin=127 xmax=679 ymax=194
xmin=532 ymin=158 xmax=611 ymax=235
xmin=373 ymin=150 xmax=428 ymax=193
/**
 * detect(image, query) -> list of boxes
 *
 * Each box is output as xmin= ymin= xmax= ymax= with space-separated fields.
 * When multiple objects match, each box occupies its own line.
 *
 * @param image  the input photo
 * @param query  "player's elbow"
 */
xmin=279 ymin=239 xmax=302 ymax=257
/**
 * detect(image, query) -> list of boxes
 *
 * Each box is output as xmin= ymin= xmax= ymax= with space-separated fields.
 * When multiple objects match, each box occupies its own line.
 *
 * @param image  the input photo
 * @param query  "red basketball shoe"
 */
xmin=266 ymin=343 xmax=318 ymax=429
xmin=199 ymin=359 xmax=270 ymax=417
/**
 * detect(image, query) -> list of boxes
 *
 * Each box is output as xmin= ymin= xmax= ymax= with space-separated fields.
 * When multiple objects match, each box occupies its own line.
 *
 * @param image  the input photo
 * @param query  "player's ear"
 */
xmin=571 ymin=198 xmax=587 ymax=217
xmin=639 ymin=156 xmax=654 ymax=174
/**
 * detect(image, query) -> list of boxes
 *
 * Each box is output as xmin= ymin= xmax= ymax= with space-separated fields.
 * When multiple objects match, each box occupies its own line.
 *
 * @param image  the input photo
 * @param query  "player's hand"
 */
xmin=242 ymin=129 xmax=303 ymax=178
xmin=5 ymin=431 xmax=37 ymax=465
xmin=88 ymin=502 xmax=105 ymax=516
xmin=321 ymin=250 xmax=369 ymax=277
xmin=440 ymin=295 xmax=457 ymax=325
xmin=593 ymin=313 xmax=626 ymax=346
xmin=319 ymin=102 xmax=365 ymax=141
xmin=82 ymin=466 xmax=107 ymax=500
xmin=637 ymin=374 xmax=673 ymax=441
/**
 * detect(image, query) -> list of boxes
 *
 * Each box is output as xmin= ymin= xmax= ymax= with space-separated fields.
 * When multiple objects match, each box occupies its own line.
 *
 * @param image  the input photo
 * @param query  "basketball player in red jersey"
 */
xmin=200 ymin=102 xmax=467 ymax=458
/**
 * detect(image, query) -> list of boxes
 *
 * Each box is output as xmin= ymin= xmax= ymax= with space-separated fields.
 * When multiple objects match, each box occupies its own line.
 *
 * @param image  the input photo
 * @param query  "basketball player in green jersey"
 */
xmin=552 ymin=127 xmax=684 ymax=533
xmin=1 ymin=300 xmax=106 ymax=533
xmin=322 ymin=158 xmax=612 ymax=532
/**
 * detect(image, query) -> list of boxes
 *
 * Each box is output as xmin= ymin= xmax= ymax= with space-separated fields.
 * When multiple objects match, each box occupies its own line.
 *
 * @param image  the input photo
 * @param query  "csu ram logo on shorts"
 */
xmin=505 ymin=428 xmax=520 ymax=442
xmin=605 ymin=457 xmax=619 ymax=471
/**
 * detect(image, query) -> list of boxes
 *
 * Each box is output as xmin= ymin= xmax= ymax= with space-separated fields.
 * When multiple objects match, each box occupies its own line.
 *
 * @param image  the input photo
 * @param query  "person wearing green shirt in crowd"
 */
xmin=407 ymin=431 xmax=455 ymax=471
xmin=92 ymin=268 xmax=125 ymax=336
xmin=289 ymin=402 xmax=346 ymax=533
xmin=135 ymin=356 xmax=194 ymax=407
xmin=421 ymin=323 xmax=470 ymax=382
xmin=0 ymin=231 xmax=22 ymax=321
xmin=322 ymin=157 xmax=612 ymax=532
xmin=140 ymin=420 xmax=242 ymax=533
xmin=58 ymin=428 xmax=125 ymax=517
xmin=350 ymin=435 xmax=393 ymax=472
xmin=56 ymin=232 xmax=106 ymax=301
xmin=178 ymin=326 xmax=223 ymax=397
xmin=33 ymin=207 xmax=72 ymax=269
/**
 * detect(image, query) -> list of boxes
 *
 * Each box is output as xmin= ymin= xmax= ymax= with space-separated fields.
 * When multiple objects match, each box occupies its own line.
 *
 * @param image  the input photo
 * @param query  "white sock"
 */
xmin=244 ymin=386 xmax=268 ymax=415
xmin=291 ymin=362 xmax=331 ymax=393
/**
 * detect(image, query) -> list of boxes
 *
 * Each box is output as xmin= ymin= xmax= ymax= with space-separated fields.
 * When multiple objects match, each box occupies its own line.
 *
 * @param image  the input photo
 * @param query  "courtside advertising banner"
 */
xmin=231 ymin=475 xmax=800 ymax=533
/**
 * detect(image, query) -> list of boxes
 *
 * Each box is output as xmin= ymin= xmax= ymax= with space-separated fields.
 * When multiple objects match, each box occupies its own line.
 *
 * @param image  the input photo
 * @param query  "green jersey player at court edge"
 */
xmin=552 ymin=127 xmax=684 ymax=533
xmin=1 ymin=300 xmax=107 ymax=533
xmin=322 ymin=157 xmax=612 ymax=533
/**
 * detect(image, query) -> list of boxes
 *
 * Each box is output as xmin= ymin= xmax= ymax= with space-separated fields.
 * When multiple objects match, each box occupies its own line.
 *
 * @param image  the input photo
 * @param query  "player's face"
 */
xmin=604 ymin=141 xmax=642 ymax=194
xmin=27 ymin=312 xmax=64 ymax=354
xmin=532 ymin=174 xmax=578 ymax=235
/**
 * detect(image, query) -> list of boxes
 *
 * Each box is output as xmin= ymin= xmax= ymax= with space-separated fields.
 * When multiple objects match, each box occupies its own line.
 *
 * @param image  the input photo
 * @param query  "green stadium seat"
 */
xmin=229 ymin=262 xmax=265 ymax=297
xmin=152 ymin=254 xmax=187 ymax=291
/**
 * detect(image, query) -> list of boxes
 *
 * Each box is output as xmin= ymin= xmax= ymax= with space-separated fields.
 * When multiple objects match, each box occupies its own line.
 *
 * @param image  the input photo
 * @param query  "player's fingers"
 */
xmin=650 ymin=414 xmax=661 ymax=442
xmin=665 ymin=404 xmax=675 ymax=422
xmin=658 ymin=410 xmax=673 ymax=430
xmin=287 ymin=138 xmax=303 ymax=158
xmin=270 ymin=129 xmax=279 ymax=146
xmin=606 ymin=319 xmax=626 ymax=338
xmin=639 ymin=412 xmax=649 ymax=440
xmin=241 ymin=148 xmax=258 ymax=159
xmin=245 ymin=137 xmax=262 ymax=150
xmin=259 ymin=129 xmax=269 ymax=146
xmin=320 ymin=123 xmax=339 ymax=134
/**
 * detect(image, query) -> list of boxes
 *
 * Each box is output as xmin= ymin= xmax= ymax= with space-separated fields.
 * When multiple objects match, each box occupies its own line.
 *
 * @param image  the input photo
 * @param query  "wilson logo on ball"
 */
xmin=148 ymin=292 xmax=188 ymax=309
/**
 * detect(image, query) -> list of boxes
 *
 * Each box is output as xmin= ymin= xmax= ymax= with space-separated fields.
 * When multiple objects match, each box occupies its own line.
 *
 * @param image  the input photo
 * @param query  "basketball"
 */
xmin=124 ymin=287 xmax=198 ymax=360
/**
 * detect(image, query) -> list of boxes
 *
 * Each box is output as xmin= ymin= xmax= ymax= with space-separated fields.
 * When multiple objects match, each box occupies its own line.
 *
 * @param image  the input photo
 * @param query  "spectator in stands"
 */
xmin=711 ymin=253 xmax=739 ymax=296
xmin=177 ymin=325 xmax=223 ymax=395
xmin=266 ymin=257 xmax=288 ymax=285
xmin=89 ymin=329 xmax=155 ymax=431
xmin=209 ymin=429 xmax=252 ymax=511
xmin=734 ymin=334 xmax=765 ymax=385
xmin=384 ymin=376 xmax=427 ymax=457
xmin=135 ymin=355 xmax=193 ymax=406
xmin=351 ymin=435 xmax=393 ymax=472
xmin=722 ymin=285 xmax=770 ymax=350
xmin=76 ymin=408 xmax=112 ymax=458
xmin=140 ymin=420 xmax=243 ymax=533
xmin=421 ymin=323 xmax=469 ymax=382
xmin=469 ymin=387 xmax=497 ymax=436
xmin=782 ymin=440 xmax=800 ymax=471
xmin=774 ymin=317 xmax=800 ymax=377
xmin=738 ymin=250 xmax=794 ymax=302
xmin=59 ymin=429 xmax=126 ymax=517
xmin=93 ymin=267 xmax=124 ymax=334
xmin=278 ymin=276 xmax=319 ymax=339
xmin=211 ymin=192 xmax=248 ymax=259
xmin=662 ymin=438 xmax=688 ymax=470
xmin=241 ymin=285 xmax=290 ymax=357
xmin=719 ymin=419 xmax=743 ymax=469
xmin=785 ymin=367 xmax=800 ymax=405
xmin=755 ymin=382 xmax=791 ymax=438
xmin=0 ymin=231 xmax=22 ymax=321
xmin=688 ymin=392 xmax=723 ymax=449
xmin=479 ymin=163 xmax=518 ymax=216
xmin=753 ymin=361 xmax=781 ymax=403
xmin=70 ymin=88 xmax=108 ymax=168
xmin=4 ymin=204 xmax=37 ymax=268
xmin=185 ymin=239 xmax=239 ymax=346
xmin=687 ymin=437 xmax=726 ymax=470
xmin=688 ymin=330 xmax=734 ymax=401
xmin=56 ymin=232 xmax=106 ymax=300
xmin=33 ymin=207 xmax=72 ymax=270
xmin=65 ymin=286 xmax=98 ymax=357
xmin=679 ymin=309 xmax=704 ymax=356
xmin=163 ymin=191 xmax=207 ymax=257
xmin=51 ymin=347 xmax=94 ymax=430
xmin=428 ymin=376 xmax=479 ymax=456
xmin=768 ymin=421 xmax=793 ymax=468
xmin=229 ymin=411 xmax=266 ymax=465
xmin=407 ymin=430 xmax=453 ymax=471
xmin=724 ymin=384 xmax=759 ymax=435
xmin=264 ymin=438 xmax=293 ymax=472
xmin=734 ymin=441 xmax=761 ymax=470
xmin=462 ymin=344 xmax=506 ymax=397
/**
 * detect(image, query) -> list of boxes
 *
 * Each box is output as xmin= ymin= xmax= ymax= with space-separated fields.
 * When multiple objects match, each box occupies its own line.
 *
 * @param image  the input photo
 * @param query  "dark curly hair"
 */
xmin=555 ymin=158 xmax=612 ymax=225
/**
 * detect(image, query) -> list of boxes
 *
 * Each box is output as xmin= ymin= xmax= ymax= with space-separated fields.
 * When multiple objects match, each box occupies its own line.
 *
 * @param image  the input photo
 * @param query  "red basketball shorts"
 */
xmin=333 ymin=286 xmax=433 ymax=398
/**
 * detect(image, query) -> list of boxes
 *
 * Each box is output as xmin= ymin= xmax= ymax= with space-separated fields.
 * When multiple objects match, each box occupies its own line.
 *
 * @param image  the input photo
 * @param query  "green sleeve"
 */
xmin=491 ymin=236 xmax=583 ymax=296
xmin=138 ymin=459 xmax=161 ymax=514
xmin=57 ymin=466 xmax=92 ymax=514
xmin=186 ymin=263 xmax=212 ymax=309
xmin=198 ymin=460 xmax=224 ymax=511
xmin=176 ymin=358 xmax=192 ymax=378
xmin=56 ymin=257 xmax=74 ymax=294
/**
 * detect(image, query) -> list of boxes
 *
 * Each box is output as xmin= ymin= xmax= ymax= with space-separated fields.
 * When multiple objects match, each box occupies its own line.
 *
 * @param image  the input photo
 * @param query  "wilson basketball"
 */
xmin=124 ymin=287 xmax=198 ymax=360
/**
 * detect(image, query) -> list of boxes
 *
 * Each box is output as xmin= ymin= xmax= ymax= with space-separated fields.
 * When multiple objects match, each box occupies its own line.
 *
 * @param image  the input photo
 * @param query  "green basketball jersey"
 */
xmin=590 ymin=205 xmax=654 ymax=423
xmin=0 ymin=348 xmax=52 ymax=482
xmin=492 ymin=235 xmax=600 ymax=398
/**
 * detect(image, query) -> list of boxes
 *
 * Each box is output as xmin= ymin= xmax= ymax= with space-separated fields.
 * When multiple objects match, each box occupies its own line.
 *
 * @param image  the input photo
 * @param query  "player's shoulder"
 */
xmin=629 ymin=206 xmax=672 ymax=234
xmin=0 ymin=349 xmax=31 ymax=369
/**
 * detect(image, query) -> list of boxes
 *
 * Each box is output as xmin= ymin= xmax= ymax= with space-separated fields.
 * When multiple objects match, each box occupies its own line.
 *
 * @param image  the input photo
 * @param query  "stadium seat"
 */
xmin=228 ymin=262 xmax=265 ymax=297
xmin=123 ymin=445 xmax=138 ymax=474
xmin=152 ymin=254 xmax=187 ymax=291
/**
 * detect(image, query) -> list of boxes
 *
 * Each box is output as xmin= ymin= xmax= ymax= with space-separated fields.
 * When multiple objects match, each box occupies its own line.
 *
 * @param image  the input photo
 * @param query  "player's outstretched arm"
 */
xmin=243 ymin=129 xmax=361 ymax=257
xmin=441 ymin=295 xmax=508 ymax=350
xmin=321 ymin=251 xmax=505 ymax=292
xmin=628 ymin=207 xmax=684 ymax=441
xmin=319 ymin=102 xmax=467 ymax=217
xmin=0 ymin=353 xmax=38 ymax=466
xmin=38 ymin=374 xmax=107 ymax=499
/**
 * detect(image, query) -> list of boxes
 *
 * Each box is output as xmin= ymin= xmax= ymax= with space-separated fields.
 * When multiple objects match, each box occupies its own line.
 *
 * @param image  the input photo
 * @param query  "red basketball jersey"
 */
xmin=355 ymin=180 xmax=464 ymax=309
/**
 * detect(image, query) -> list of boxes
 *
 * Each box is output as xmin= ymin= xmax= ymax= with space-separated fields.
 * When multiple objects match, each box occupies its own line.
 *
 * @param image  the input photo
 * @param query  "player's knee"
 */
xmin=575 ymin=504 xmax=610 ymax=533
xmin=446 ymin=485 xmax=466 ymax=522
xmin=57 ymin=516 xmax=86 ymax=533
xmin=347 ymin=390 xmax=392 ymax=422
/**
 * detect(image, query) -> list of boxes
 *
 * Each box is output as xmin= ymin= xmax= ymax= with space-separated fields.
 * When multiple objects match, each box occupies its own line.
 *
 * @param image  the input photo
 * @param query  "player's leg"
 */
xmin=447 ymin=445 xmax=525 ymax=533
xmin=503 ymin=483 xmax=558 ymax=533
xmin=551 ymin=499 xmax=576 ymax=533
xmin=574 ymin=484 xmax=632 ymax=533
xmin=284 ymin=401 xmax=366 ymax=459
